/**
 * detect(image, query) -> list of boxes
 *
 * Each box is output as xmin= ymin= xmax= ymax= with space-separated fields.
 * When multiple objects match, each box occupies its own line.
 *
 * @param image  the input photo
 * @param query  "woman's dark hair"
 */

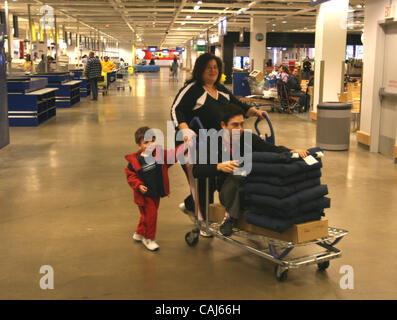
xmin=280 ymin=65 xmax=289 ymax=74
xmin=25 ymin=54 xmax=31 ymax=61
xmin=219 ymin=103 xmax=245 ymax=125
xmin=186 ymin=53 xmax=222 ymax=86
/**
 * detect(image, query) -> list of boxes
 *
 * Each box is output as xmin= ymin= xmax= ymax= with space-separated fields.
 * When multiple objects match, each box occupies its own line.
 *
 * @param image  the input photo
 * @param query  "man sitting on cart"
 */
xmin=192 ymin=104 xmax=308 ymax=236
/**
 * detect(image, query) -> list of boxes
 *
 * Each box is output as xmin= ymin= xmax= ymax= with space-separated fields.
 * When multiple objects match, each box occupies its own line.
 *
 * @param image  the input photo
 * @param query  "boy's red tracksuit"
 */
xmin=125 ymin=146 xmax=179 ymax=240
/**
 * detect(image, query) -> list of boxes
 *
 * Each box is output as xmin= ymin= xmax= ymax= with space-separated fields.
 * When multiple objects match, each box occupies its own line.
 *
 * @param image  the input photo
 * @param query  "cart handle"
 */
xmin=255 ymin=112 xmax=275 ymax=145
xmin=189 ymin=117 xmax=204 ymax=130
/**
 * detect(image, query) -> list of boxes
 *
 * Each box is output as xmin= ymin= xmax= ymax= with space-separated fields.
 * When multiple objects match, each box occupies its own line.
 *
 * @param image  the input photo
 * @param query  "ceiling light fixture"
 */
xmin=194 ymin=5 xmax=200 ymax=10
xmin=356 ymin=4 xmax=362 ymax=9
xmin=198 ymin=0 xmax=202 ymax=4
xmin=282 ymin=21 xmax=287 ymax=24
xmin=186 ymin=15 xmax=191 ymax=19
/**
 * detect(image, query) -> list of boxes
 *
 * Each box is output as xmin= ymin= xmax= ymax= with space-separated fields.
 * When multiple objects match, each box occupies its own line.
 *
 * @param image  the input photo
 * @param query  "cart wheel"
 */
xmin=185 ymin=231 xmax=199 ymax=247
xmin=317 ymin=261 xmax=330 ymax=271
xmin=274 ymin=265 xmax=288 ymax=282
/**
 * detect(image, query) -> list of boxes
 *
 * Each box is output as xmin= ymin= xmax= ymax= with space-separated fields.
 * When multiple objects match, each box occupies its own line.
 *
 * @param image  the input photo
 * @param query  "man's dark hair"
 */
xmin=186 ymin=53 xmax=223 ymax=86
xmin=219 ymin=104 xmax=245 ymax=125
xmin=135 ymin=126 xmax=151 ymax=145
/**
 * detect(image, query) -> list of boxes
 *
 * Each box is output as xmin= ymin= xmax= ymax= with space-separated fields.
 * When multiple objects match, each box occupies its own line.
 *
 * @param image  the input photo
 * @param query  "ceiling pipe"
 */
xmin=160 ymin=0 xmax=187 ymax=47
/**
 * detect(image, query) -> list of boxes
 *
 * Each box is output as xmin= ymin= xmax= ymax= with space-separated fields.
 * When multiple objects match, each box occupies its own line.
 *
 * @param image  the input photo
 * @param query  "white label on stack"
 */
xmin=291 ymin=152 xmax=300 ymax=159
xmin=303 ymin=155 xmax=319 ymax=166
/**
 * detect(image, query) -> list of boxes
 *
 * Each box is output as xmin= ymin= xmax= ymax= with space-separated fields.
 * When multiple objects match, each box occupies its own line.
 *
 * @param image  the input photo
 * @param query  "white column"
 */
xmin=313 ymin=0 xmax=348 ymax=113
xmin=360 ymin=0 xmax=392 ymax=152
xmin=249 ymin=16 xmax=267 ymax=73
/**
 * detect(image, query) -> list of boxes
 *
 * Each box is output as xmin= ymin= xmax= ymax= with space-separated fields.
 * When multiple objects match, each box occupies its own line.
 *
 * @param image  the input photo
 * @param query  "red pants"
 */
xmin=136 ymin=197 xmax=160 ymax=240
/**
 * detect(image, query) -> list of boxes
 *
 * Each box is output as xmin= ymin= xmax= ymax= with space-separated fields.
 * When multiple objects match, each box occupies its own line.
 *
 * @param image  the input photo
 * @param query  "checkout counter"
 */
xmin=7 ymin=77 xmax=58 ymax=126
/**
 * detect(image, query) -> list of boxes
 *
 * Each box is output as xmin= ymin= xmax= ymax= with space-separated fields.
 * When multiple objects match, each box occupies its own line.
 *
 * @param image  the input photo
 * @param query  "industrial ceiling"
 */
xmin=1 ymin=0 xmax=365 ymax=47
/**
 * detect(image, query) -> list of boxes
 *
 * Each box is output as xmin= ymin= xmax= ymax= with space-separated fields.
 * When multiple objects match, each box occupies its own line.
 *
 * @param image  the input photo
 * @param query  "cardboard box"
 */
xmin=209 ymin=204 xmax=329 ymax=243
xmin=249 ymin=70 xmax=264 ymax=82
xmin=209 ymin=203 xmax=227 ymax=222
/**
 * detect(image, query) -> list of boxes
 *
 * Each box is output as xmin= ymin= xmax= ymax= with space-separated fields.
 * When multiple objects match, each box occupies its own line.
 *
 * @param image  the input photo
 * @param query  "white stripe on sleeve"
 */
xmin=171 ymin=82 xmax=196 ymax=127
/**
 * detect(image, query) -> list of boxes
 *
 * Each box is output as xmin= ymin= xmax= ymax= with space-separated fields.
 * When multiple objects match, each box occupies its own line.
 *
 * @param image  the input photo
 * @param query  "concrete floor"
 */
xmin=0 ymin=70 xmax=396 ymax=300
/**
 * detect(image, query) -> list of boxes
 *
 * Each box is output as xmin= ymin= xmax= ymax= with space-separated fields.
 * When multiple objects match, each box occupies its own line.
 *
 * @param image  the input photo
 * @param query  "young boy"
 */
xmin=125 ymin=127 xmax=177 ymax=251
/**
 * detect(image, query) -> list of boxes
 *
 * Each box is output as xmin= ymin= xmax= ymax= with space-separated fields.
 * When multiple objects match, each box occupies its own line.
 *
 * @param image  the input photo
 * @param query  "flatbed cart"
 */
xmin=238 ymin=95 xmax=276 ymax=111
xmin=184 ymin=114 xmax=348 ymax=282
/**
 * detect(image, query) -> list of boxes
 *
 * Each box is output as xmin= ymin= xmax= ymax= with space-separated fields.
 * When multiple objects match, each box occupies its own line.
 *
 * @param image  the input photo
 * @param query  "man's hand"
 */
xmin=217 ymin=161 xmax=240 ymax=174
xmin=138 ymin=185 xmax=148 ymax=194
xmin=291 ymin=149 xmax=309 ymax=158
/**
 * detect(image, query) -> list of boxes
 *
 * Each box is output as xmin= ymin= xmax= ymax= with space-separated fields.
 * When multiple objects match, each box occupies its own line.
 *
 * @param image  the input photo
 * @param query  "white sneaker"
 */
xmin=133 ymin=232 xmax=144 ymax=242
xmin=200 ymin=229 xmax=213 ymax=238
xmin=142 ymin=238 xmax=160 ymax=251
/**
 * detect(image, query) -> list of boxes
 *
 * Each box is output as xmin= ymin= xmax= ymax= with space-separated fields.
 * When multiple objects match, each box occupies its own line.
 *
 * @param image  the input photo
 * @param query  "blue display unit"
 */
xmin=47 ymin=80 xmax=81 ymax=108
xmin=133 ymin=65 xmax=160 ymax=72
xmin=232 ymin=72 xmax=250 ymax=97
xmin=78 ymin=78 xmax=91 ymax=98
xmin=7 ymin=77 xmax=48 ymax=93
xmin=70 ymin=70 xmax=91 ymax=98
xmin=8 ymin=87 xmax=58 ymax=127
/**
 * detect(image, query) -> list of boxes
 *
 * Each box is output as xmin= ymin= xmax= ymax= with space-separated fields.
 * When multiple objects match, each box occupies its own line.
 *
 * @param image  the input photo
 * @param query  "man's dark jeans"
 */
xmin=89 ymin=78 xmax=98 ymax=100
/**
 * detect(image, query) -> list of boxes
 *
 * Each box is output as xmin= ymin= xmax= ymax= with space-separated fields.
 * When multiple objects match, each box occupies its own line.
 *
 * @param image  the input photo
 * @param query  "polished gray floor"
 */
xmin=0 ymin=70 xmax=396 ymax=299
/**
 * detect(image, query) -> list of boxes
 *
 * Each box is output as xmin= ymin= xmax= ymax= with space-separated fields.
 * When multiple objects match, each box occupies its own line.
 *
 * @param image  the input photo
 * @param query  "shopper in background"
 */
xmin=279 ymin=65 xmax=290 ymax=83
xmin=284 ymin=66 xmax=307 ymax=112
xmin=36 ymin=55 xmax=46 ymax=74
xmin=85 ymin=51 xmax=102 ymax=101
xmin=303 ymin=56 xmax=312 ymax=80
xmin=170 ymin=52 xmax=266 ymax=236
xmin=170 ymin=57 xmax=178 ymax=80
xmin=101 ymin=56 xmax=116 ymax=73
xmin=82 ymin=55 xmax=88 ymax=67
xmin=20 ymin=54 xmax=34 ymax=73
xmin=101 ymin=56 xmax=115 ymax=89
xmin=120 ymin=58 xmax=126 ymax=69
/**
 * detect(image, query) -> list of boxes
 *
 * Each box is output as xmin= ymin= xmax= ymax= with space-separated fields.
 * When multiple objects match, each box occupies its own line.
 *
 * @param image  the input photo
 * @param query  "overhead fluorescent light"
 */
xmin=186 ymin=15 xmax=191 ymax=19
xmin=181 ymin=22 xmax=186 ymax=25
xmin=356 ymin=4 xmax=362 ymax=9
xmin=197 ymin=0 xmax=202 ymax=4
xmin=194 ymin=5 xmax=200 ymax=10
xmin=282 ymin=21 xmax=287 ymax=24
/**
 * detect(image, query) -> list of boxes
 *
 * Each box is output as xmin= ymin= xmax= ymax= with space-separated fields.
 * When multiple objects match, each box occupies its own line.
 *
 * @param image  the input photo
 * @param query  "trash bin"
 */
xmin=316 ymin=102 xmax=352 ymax=151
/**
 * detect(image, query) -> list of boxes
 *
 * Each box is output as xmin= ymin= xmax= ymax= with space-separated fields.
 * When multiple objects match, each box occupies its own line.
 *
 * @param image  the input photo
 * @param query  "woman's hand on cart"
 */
xmin=247 ymin=107 xmax=268 ymax=120
xmin=217 ymin=160 xmax=240 ymax=174
xmin=291 ymin=149 xmax=309 ymax=158
xmin=179 ymin=122 xmax=197 ymax=143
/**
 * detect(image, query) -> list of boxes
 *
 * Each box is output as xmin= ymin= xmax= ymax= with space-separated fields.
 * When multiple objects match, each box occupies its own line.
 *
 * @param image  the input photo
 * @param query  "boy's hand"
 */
xmin=291 ymin=149 xmax=309 ymax=158
xmin=217 ymin=160 xmax=240 ymax=174
xmin=138 ymin=185 xmax=148 ymax=194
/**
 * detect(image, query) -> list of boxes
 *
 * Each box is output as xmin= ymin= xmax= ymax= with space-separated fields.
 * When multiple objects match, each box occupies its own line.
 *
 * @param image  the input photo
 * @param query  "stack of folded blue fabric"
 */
xmin=244 ymin=147 xmax=330 ymax=233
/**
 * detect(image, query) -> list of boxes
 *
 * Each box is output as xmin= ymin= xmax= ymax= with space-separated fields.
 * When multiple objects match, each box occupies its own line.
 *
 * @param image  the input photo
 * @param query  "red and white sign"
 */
xmin=385 ymin=6 xmax=395 ymax=19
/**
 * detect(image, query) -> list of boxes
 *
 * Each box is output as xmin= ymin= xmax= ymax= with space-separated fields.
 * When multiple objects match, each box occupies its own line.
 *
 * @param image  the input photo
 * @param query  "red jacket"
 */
xmin=125 ymin=146 xmax=177 ymax=206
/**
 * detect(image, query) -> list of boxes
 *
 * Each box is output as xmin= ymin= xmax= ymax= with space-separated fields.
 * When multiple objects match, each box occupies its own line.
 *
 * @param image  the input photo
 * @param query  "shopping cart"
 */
xmin=184 ymin=113 xmax=348 ymax=282
xmin=116 ymin=67 xmax=132 ymax=91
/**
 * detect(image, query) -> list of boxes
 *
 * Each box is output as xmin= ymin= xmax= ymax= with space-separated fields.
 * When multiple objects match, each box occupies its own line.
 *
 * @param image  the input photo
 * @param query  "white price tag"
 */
xmin=303 ymin=155 xmax=319 ymax=166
